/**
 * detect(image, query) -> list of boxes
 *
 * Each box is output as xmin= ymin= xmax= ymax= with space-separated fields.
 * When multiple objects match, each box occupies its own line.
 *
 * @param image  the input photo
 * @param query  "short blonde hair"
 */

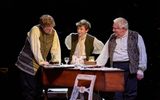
xmin=39 ymin=14 xmax=56 ymax=27
xmin=76 ymin=19 xmax=91 ymax=30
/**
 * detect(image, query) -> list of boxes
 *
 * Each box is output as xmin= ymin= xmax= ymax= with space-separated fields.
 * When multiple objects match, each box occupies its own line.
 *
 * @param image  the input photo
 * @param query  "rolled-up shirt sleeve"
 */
xmin=138 ymin=34 xmax=147 ymax=71
xmin=96 ymin=40 xmax=109 ymax=66
xmin=28 ymin=26 xmax=45 ymax=65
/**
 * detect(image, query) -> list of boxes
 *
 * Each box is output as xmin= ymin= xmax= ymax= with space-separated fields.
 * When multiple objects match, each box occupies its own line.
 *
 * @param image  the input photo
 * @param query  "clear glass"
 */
xmin=64 ymin=57 xmax=69 ymax=64
xmin=88 ymin=56 xmax=95 ymax=62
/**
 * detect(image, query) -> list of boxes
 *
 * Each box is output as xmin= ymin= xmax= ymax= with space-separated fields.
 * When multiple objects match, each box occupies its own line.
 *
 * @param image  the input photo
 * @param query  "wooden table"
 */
xmin=42 ymin=66 xmax=124 ymax=99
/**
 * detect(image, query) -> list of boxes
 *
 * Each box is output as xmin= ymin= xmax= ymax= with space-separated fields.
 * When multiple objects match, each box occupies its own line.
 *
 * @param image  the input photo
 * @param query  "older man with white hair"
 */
xmin=96 ymin=17 xmax=147 ymax=100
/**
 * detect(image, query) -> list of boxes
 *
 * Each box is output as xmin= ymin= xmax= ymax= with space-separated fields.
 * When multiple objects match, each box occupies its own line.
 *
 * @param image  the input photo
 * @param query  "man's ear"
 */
xmin=86 ymin=29 xmax=89 ymax=33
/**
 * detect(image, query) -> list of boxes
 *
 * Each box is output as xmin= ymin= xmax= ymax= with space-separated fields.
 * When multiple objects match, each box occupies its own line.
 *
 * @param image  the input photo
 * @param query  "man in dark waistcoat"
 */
xmin=65 ymin=19 xmax=104 ymax=65
xmin=15 ymin=14 xmax=61 ymax=100
xmin=96 ymin=17 xmax=147 ymax=100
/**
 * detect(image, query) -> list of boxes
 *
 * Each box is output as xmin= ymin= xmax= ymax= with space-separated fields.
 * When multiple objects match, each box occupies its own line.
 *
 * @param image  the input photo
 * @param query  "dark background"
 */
xmin=0 ymin=0 xmax=160 ymax=100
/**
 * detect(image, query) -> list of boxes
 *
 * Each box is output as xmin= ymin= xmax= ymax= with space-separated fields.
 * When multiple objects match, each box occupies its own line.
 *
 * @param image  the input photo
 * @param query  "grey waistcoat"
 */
xmin=109 ymin=30 xmax=139 ymax=73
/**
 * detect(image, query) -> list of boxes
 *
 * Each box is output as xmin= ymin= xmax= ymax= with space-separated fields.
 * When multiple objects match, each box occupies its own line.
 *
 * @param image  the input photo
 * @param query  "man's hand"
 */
xmin=137 ymin=69 xmax=144 ymax=80
xmin=40 ymin=61 xmax=49 ymax=67
xmin=49 ymin=61 xmax=59 ymax=64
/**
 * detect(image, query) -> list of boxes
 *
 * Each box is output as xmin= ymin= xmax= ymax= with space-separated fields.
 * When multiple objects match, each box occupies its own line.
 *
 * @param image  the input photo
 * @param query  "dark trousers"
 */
xmin=19 ymin=68 xmax=43 ymax=100
xmin=113 ymin=61 xmax=137 ymax=100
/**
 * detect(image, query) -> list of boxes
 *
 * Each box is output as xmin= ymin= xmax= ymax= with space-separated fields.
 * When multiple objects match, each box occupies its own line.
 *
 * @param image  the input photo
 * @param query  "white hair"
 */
xmin=113 ymin=17 xmax=128 ymax=29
